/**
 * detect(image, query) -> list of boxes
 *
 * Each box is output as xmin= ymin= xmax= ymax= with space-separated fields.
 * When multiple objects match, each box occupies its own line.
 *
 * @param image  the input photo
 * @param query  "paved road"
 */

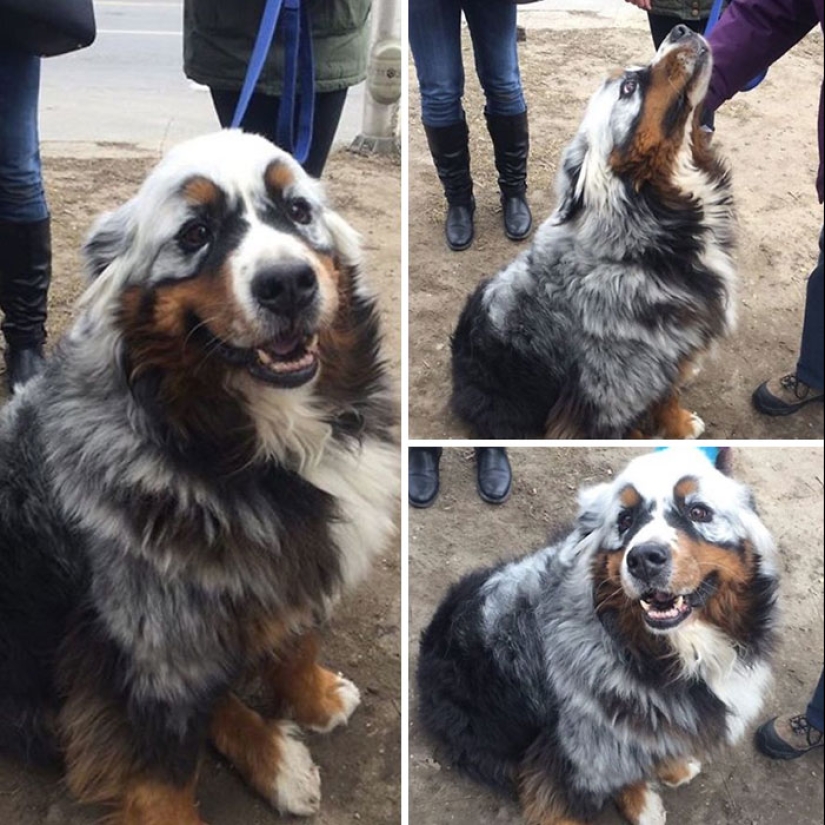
xmin=39 ymin=0 xmax=369 ymax=155
xmin=518 ymin=0 xmax=647 ymax=30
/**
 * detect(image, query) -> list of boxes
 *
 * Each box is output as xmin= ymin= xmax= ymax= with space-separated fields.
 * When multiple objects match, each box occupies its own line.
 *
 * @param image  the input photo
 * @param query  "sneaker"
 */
xmin=755 ymin=713 xmax=824 ymax=760
xmin=752 ymin=372 xmax=824 ymax=416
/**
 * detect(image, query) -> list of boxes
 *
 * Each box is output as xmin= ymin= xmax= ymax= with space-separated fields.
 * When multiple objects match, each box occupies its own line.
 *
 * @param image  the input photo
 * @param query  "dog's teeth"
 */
xmin=675 ymin=595 xmax=686 ymax=610
xmin=257 ymin=349 xmax=273 ymax=365
xmin=640 ymin=600 xmax=652 ymax=612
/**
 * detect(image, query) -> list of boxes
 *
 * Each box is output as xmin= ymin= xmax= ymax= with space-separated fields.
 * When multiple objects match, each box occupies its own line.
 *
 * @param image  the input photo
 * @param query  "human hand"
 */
xmin=624 ymin=0 xmax=653 ymax=10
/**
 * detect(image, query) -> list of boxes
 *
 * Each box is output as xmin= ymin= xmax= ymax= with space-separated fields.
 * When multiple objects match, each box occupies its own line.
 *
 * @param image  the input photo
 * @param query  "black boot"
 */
xmin=475 ymin=448 xmax=512 ymax=505
xmin=409 ymin=447 xmax=442 ymax=509
xmin=423 ymin=120 xmax=475 ymax=251
xmin=0 ymin=217 xmax=50 ymax=393
xmin=485 ymin=112 xmax=533 ymax=241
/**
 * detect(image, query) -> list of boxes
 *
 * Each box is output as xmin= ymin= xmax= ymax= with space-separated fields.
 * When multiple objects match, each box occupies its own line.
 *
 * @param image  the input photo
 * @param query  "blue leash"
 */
xmin=704 ymin=0 xmax=766 ymax=92
xmin=230 ymin=0 xmax=315 ymax=165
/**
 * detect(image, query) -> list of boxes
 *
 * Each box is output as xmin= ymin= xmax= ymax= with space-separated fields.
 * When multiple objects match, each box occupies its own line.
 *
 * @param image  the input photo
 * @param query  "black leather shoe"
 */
xmin=409 ymin=448 xmax=442 ymax=509
xmin=446 ymin=198 xmax=475 ymax=251
xmin=475 ymin=448 xmax=511 ymax=505
xmin=423 ymin=120 xmax=475 ymax=253
xmin=501 ymin=194 xmax=532 ymax=240
xmin=5 ymin=345 xmax=45 ymax=393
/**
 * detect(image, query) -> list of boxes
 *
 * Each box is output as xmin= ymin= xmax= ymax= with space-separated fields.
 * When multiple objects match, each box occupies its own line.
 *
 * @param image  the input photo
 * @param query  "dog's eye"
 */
xmin=178 ymin=221 xmax=212 ymax=252
xmin=688 ymin=504 xmax=712 ymax=523
xmin=620 ymin=78 xmax=638 ymax=98
xmin=617 ymin=510 xmax=634 ymax=533
xmin=287 ymin=198 xmax=313 ymax=225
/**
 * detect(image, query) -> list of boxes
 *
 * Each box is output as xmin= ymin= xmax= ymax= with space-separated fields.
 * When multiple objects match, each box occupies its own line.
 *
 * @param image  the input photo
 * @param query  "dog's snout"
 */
xmin=669 ymin=24 xmax=691 ymax=42
xmin=252 ymin=261 xmax=318 ymax=316
xmin=626 ymin=542 xmax=670 ymax=582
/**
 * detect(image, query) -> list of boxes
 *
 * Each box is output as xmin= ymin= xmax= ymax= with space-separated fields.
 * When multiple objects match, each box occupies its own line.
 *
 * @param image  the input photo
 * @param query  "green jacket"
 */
xmin=183 ymin=0 xmax=371 ymax=95
xmin=649 ymin=0 xmax=715 ymax=20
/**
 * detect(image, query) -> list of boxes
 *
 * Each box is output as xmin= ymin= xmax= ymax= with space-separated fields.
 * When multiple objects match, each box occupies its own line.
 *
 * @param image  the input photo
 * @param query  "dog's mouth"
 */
xmin=194 ymin=320 xmax=320 ymax=388
xmin=638 ymin=590 xmax=694 ymax=630
xmin=247 ymin=332 xmax=320 ymax=387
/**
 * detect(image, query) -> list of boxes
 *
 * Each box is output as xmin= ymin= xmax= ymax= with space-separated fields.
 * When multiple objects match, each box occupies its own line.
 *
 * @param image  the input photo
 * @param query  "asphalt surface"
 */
xmin=39 ymin=0 xmax=369 ymax=154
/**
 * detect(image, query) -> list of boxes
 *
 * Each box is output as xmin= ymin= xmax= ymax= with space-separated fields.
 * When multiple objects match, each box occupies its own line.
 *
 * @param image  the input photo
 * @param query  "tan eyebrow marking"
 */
xmin=182 ymin=176 xmax=221 ymax=207
xmin=265 ymin=161 xmax=296 ymax=196
xmin=674 ymin=477 xmax=698 ymax=501
xmin=619 ymin=485 xmax=641 ymax=508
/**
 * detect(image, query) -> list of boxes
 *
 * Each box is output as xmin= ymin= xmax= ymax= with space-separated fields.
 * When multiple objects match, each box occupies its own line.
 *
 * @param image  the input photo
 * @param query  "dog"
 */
xmin=418 ymin=447 xmax=779 ymax=825
xmin=451 ymin=26 xmax=736 ymax=439
xmin=0 ymin=131 xmax=398 ymax=824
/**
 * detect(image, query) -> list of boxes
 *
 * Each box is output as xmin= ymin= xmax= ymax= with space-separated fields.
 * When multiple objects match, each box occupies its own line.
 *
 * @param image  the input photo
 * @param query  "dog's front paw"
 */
xmin=660 ymin=757 xmax=702 ymax=788
xmin=272 ymin=722 xmax=321 ymax=816
xmin=638 ymin=788 xmax=667 ymax=825
xmin=308 ymin=674 xmax=361 ymax=733
xmin=687 ymin=413 xmax=705 ymax=439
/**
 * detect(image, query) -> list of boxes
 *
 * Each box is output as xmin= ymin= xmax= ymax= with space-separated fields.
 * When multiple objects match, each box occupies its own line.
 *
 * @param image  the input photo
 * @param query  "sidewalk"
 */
xmin=518 ymin=0 xmax=648 ymax=30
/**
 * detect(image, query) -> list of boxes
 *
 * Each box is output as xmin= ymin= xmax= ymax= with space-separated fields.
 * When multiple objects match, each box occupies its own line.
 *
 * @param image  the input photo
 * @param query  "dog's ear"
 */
xmin=552 ymin=133 xmax=587 ymax=224
xmin=715 ymin=447 xmax=734 ymax=476
xmin=83 ymin=200 xmax=138 ymax=280
xmin=576 ymin=481 xmax=612 ymax=536
xmin=325 ymin=209 xmax=362 ymax=269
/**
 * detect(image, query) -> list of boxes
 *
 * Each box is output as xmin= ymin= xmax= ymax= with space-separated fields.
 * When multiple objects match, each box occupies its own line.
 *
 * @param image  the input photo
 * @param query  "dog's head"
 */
xmin=82 ymin=130 xmax=360 ymax=390
xmin=582 ymin=448 xmax=778 ymax=653
xmin=554 ymin=26 xmax=714 ymax=222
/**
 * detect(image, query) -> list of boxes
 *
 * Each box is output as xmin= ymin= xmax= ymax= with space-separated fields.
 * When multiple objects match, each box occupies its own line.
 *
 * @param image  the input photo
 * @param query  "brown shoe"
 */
xmin=756 ymin=713 xmax=824 ymax=759
xmin=752 ymin=372 xmax=824 ymax=416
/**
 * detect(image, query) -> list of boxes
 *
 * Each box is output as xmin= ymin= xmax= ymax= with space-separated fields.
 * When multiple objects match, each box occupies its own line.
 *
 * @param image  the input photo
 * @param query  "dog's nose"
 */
xmin=669 ymin=24 xmax=691 ymax=42
xmin=626 ymin=543 xmax=671 ymax=582
xmin=252 ymin=261 xmax=318 ymax=317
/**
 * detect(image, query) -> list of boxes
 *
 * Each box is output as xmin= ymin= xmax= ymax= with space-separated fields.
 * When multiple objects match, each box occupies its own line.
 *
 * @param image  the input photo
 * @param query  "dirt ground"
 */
xmin=409 ymin=446 xmax=825 ymax=825
xmin=408 ymin=27 xmax=825 ymax=439
xmin=0 ymin=149 xmax=401 ymax=824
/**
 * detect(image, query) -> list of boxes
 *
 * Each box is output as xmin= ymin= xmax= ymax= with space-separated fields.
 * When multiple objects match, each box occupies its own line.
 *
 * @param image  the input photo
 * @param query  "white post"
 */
xmin=350 ymin=0 xmax=401 ymax=155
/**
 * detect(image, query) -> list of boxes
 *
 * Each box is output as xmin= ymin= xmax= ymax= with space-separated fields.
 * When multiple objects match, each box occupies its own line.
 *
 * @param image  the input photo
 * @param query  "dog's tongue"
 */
xmin=652 ymin=591 xmax=673 ymax=604
xmin=269 ymin=334 xmax=302 ymax=356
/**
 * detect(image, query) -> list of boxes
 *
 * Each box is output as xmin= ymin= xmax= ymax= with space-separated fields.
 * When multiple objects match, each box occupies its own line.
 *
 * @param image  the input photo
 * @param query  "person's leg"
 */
xmin=409 ymin=448 xmax=443 ymax=509
xmin=795 ymin=227 xmax=824 ymax=390
xmin=756 ymin=669 xmax=824 ymax=759
xmin=807 ymin=669 xmax=825 ymax=733
xmin=463 ymin=0 xmax=532 ymax=240
xmin=0 ymin=49 xmax=50 ymax=393
xmin=410 ymin=0 xmax=475 ymax=251
xmin=210 ymin=88 xmax=348 ymax=178
xmin=463 ymin=0 xmax=525 ymax=119
xmin=752 ymin=226 xmax=824 ymax=414
xmin=409 ymin=0 xmax=465 ymax=129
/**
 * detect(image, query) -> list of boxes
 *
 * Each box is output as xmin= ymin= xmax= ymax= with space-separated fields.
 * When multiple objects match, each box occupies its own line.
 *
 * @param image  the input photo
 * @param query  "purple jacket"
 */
xmin=705 ymin=0 xmax=824 ymax=202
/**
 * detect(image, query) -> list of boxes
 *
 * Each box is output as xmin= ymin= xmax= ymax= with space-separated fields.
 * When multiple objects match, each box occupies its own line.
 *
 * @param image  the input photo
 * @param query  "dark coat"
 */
xmin=184 ymin=0 xmax=371 ymax=95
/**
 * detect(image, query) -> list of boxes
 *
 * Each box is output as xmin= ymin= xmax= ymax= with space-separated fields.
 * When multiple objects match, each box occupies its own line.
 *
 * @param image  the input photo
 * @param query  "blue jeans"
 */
xmin=807 ymin=669 xmax=824 ymax=733
xmin=796 ymin=227 xmax=824 ymax=391
xmin=0 ymin=50 xmax=48 ymax=223
xmin=409 ymin=0 xmax=526 ymax=127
